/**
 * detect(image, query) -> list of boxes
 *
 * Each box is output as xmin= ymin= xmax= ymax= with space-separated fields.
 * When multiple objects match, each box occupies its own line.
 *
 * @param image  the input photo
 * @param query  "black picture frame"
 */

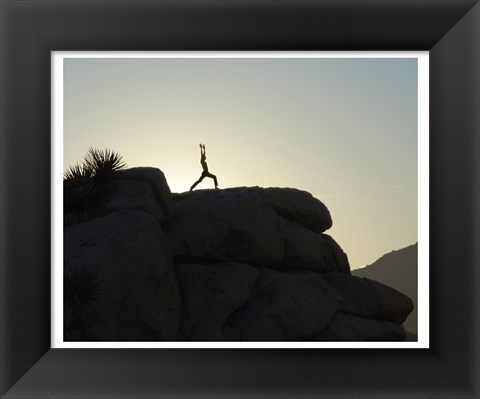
xmin=1 ymin=0 xmax=479 ymax=397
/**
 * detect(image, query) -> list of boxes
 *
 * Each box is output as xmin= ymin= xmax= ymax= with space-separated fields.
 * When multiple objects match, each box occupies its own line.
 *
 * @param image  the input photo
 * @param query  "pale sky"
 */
xmin=63 ymin=56 xmax=418 ymax=269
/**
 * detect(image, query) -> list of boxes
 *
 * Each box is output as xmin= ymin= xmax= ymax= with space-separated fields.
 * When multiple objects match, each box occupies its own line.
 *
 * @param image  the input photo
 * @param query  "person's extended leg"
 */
xmin=205 ymin=172 xmax=218 ymax=189
xmin=190 ymin=175 xmax=205 ymax=191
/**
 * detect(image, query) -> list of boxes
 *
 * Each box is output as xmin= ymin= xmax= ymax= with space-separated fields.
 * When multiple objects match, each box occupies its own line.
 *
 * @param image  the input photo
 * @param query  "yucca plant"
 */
xmin=84 ymin=147 xmax=126 ymax=201
xmin=64 ymin=267 xmax=102 ymax=341
xmin=64 ymin=148 xmax=126 ymax=221
xmin=64 ymin=163 xmax=96 ymax=220
xmin=64 ymin=267 xmax=102 ymax=311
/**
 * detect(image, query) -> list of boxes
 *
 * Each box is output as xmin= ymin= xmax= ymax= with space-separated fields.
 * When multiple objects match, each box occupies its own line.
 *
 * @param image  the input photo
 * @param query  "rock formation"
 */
xmin=353 ymin=243 xmax=418 ymax=335
xmin=64 ymin=167 xmax=414 ymax=342
xmin=165 ymin=187 xmax=348 ymax=273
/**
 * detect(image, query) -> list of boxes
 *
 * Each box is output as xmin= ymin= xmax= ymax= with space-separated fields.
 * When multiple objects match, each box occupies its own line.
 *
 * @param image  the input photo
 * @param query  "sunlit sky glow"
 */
xmin=63 ymin=56 xmax=418 ymax=269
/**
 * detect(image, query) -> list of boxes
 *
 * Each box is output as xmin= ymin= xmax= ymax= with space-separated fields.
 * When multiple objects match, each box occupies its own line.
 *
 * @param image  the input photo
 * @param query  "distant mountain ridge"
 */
xmin=353 ymin=243 xmax=418 ymax=334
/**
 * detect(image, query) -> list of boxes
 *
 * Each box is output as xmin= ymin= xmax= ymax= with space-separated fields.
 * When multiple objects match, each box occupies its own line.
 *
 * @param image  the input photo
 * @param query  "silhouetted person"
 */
xmin=190 ymin=144 xmax=219 ymax=191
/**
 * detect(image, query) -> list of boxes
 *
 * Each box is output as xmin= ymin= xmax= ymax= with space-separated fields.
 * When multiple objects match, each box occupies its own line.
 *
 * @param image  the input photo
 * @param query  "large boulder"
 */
xmin=105 ymin=179 xmax=166 ymax=223
xmin=322 ymin=273 xmax=414 ymax=324
xmin=115 ymin=167 xmax=174 ymax=217
xmin=222 ymin=269 xmax=413 ymax=341
xmin=64 ymin=210 xmax=181 ymax=341
xmin=165 ymin=187 xmax=349 ymax=273
xmin=260 ymin=188 xmax=332 ymax=233
xmin=223 ymin=268 xmax=339 ymax=341
xmin=176 ymin=263 xmax=259 ymax=340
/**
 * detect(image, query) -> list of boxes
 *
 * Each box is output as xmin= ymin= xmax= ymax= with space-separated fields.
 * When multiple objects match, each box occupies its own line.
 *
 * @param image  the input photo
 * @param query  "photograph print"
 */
xmin=56 ymin=53 xmax=428 ymax=348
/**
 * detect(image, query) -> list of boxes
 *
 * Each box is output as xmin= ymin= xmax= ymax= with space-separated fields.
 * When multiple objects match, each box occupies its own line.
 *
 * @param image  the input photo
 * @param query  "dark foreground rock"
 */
xmin=63 ymin=169 xmax=414 ymax=342
xmin=176 ymin=263 xmax=259 ymax=341
xmin=177 ymin=265 xmax=413 ymax=341
xmin=223 ymin=268 xmax=338 ymax=341
xmin=64 ymin=210 xmax=181 ymax=341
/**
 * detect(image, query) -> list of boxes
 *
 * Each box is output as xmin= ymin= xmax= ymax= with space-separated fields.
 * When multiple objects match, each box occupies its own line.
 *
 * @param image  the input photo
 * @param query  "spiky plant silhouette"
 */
xmin=64 ymin=147 xmax=126 ymax=221
xmin=64 ymin=267 xmax=102 ymax=341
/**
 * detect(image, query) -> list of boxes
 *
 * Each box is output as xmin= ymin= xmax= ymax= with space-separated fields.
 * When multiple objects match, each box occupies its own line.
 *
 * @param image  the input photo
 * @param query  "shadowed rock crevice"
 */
xmin=322 ymin=234 xmax=351 ymax=275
